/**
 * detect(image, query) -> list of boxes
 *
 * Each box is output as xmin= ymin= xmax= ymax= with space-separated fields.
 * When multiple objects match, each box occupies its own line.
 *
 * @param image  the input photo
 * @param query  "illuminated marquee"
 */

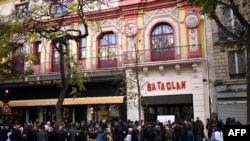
xmin=147 ymin=81 xmax=186 ymax=91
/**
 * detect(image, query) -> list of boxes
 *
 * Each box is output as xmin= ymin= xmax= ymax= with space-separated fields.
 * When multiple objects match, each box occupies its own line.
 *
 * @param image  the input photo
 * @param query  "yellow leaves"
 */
xmin=26 ymin=53 xmax=36 ymax=62
xmin=87 ymin=20 xmax=102 ymax=32
xmin=68 ymin=2 xmax=78 ymax=14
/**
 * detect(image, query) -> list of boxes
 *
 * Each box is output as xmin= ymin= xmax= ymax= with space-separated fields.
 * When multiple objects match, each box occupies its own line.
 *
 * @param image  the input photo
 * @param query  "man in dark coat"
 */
xmin=0 ymin=124 xmax=9 ymax=141
xmin=142 ymin=122 xmax=155 ymax=141
xmin=37 ymin=126 xmax=48 ymax=141
xmin=56 ymin=125 xmax=67 ymax=141
xmin=10 ymin=123 xmax=22 ymax=141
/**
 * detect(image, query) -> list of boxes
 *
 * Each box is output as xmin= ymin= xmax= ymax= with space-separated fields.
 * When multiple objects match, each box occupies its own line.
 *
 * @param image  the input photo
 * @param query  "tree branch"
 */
xmin=213 ymin=14 xmax=247 ymax=45
xmin=229 ymin=0 xmax=250 ymax=31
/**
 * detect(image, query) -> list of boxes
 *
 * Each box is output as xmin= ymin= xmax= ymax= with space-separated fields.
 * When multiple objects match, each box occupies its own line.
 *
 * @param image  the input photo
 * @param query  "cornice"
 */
xmin=0 ymin=0 xmax=14 ymax=5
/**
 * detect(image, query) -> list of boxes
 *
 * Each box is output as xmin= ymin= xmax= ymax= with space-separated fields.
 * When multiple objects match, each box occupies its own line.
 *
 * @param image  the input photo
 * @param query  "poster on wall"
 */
xmin=157 ymin=115 xmax=175 ymax=125
xmin=99 ymin=111 xmax=108 ymax=121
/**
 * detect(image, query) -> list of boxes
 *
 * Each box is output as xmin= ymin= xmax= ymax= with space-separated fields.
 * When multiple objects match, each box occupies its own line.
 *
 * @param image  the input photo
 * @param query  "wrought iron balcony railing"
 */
xmin=217 ymin=25 xmax=244 ymax=41
xmin=22 ymin=44 xmax=202 ymax=74
xmin=123 ymin=44 xmax=202 ymax=63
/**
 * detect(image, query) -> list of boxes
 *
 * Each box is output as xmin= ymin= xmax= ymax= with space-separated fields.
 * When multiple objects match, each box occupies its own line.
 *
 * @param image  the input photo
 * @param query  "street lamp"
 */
xmin=3 ymin=89 xmax=10 ymax=103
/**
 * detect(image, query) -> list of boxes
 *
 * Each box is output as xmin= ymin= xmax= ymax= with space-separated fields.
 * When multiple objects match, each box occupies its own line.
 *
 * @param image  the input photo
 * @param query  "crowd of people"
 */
xmin=0 ymin=117 xmax=241 ymax=141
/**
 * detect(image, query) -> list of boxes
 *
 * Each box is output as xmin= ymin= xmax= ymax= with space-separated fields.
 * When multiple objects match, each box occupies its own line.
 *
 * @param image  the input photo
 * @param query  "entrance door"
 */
xmin=29 ymin=107 xmax=38 ymax=122
xmin=144 ymin=104 xmax=193 ymax=123
xmin=43 ymin=106 xmax=55 ymax=122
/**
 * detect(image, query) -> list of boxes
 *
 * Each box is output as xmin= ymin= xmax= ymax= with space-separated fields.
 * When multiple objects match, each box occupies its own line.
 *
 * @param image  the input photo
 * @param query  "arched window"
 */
xmin=151 ymin=24 xmax=174 ymax=61
xmin=98 ymin=33 xmax=117 ymax=68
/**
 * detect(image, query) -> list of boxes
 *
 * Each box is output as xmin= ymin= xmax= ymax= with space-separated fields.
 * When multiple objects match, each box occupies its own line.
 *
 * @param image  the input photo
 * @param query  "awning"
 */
xmin=0 ymin=96 xmax=124 ymax=107
xmin=142 ymin=94 xmax=193 ymax=105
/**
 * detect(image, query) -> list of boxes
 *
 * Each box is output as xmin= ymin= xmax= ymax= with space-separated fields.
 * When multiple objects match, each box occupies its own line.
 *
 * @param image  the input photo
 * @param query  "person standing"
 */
xmin=37 ymin=126 xmax=48 ymax=141
xmin=163 ymin=124 xmax=174 ymax=141
xmin=206 ymin=118 xmax=212 ymax=139
xmin=210 ymin=126 xmax=223 ymax=141
xmin=10 ymin=123 xmax=23 ymax=141
xmin=0 ymin=124 xmax=9 ymax=141
xmin=182 ymin=120 xmax=193 ymax=141
xmin=194 ymin=118 xmax=204 ymax=141
xmin=56 ymin=125 xmax=67 ymax=141
xmin=135 ymin=126 xmax=143 ymax=141
xmin=6 ymin=126 xmax=13 ymax=141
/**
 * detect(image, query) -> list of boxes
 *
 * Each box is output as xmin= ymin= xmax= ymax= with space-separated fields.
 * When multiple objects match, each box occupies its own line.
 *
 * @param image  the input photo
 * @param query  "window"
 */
xmin=14 ymin=45 xmax=25 ymax=72
xmin=53 ymin=47 xmax=60 ymax=63
xmin=223 ymin=7 xmax=243 ymax=37
xmin=15 ymin=2 xmax=29 ymax=19
xmin=79 ymin=38 xmax=86 ymax=60
xmin=228 ymin=50 xmax=246 ymax=79
xmin=33 ymin=41 xmax=41 ymax=65
xmin=151 ymin=24 xmax=175 ymax=61
xmin=152 ymin=24 xmax=174 ymax=51
xmin=99 ymin=33 xmax=116 ymax=60
xmin=98 ymin=33 xmax=117 ymax=68
xmin=52 ymin=43 xmax=67 ymax=72
xmin=224 ymin=7 xmax=240 ymax=28
xmin=49 ymin=0 xmax=73 ymax=16
xmin=53 ymin=43 xmax=66 ymax=63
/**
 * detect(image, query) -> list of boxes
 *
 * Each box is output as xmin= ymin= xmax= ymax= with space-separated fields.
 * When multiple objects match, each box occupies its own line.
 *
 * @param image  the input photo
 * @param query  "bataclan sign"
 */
xmin=147 ymin=81 xmax=186 ymax=91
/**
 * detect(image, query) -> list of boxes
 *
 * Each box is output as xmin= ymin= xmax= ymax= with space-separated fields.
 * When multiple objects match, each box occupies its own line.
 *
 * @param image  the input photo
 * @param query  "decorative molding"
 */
xmin=192 ymin=63 xmax=198 ymax=71
xmin=142 ymin=67 xmax=149 ymax=76
xmin=175 ymin=64 xmax=181 ymax=74
xmin=158 ymin=65 xmax=164 ymax=75
xmin=184 ymin=13 xmax=200 ymax=29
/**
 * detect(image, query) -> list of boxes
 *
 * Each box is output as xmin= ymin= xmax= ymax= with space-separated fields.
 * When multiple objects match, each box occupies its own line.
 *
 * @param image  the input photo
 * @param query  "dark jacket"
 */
xmin=142 ymin=125 xmax=155 ymax=141
xmin=56 ymin=130 xmax=67 ymax=141
xmin=10 ymin=128 xmax=23 ymax=141
xmin=37 ymin=129 xmax=48 ymax=141
xmin=0 ymin=128 xmax=9 ymax=141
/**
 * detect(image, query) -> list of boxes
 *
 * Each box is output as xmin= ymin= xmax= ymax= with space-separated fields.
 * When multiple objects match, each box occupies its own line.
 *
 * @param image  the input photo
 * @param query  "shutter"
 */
xmin=218 ymin=103 xmax=247 ymax=124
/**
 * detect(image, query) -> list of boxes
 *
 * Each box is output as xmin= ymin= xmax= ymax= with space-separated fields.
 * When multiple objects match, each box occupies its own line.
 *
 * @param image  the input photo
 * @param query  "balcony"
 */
xmin=217 ymin=25 xmax=244 ymax=41
xmin=20 ymin=44 xmax=202 ymax=74
xmin=124 ymin=44 xmax=202 ymax=64
xmin=15 ymin=66 xmax=25 ymax=73
xmin=99 ymin=59 xmax=118 ymax=68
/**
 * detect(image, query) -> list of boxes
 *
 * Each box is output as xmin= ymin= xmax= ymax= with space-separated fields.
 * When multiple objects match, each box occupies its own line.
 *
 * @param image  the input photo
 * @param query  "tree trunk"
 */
xmin=137 ymin=76 xmax=142 ymax=126
xmin=55 ymin=94 xmax=64 ymax=126
xmin=54 ymin=41 xmax=70 ymax=126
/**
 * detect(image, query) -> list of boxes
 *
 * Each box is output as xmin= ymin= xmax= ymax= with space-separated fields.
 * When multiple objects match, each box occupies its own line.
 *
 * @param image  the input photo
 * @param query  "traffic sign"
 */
xmin=2 ymin=103 xmax=11 ymax=114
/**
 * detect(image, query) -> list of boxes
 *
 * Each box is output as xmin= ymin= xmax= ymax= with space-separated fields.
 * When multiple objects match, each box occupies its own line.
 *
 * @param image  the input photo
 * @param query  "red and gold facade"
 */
xmin=0 ymin=0 xmax=209 ymax=124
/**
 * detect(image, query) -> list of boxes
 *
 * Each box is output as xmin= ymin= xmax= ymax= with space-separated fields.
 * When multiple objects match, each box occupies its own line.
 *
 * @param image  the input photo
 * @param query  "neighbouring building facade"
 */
xmin=0 ymin=0 xmax=210 ymax=125
xmin=205 ymin=1 xmax=247 ymax=124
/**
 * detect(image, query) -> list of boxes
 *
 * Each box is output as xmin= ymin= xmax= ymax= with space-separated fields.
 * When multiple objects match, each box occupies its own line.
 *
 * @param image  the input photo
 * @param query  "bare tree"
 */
xmin=121 ymin=29 xmax=147 ymax=126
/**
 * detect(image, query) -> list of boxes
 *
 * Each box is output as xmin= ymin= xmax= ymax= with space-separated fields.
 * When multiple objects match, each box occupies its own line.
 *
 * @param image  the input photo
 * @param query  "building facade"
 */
xmin=0 ymin=0 xmax=210 ymax=124
xmin=205 ymin=1 xmax=247 ymax=124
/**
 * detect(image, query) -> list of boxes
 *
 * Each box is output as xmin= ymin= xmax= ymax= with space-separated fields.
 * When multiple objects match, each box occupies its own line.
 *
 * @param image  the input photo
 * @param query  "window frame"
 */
xmin=53 ymin=43 xmax=67 ymax=64
xmin=13 ymin=45 xmax=25 ymax=72
xmin=228 ymin=50 xmax=246 ymax=79
xmin=33 ymin=41 xmax=42 ymax=65
xmin=151 ymin=24 xmax=174 ymax=51
xmin=15 ymin=2 xmax=29 ymax=19
xmin=49 ymin=0 xmax=73 ymax=16
xmin=78 ymin=37 xmax=87 ymax=60
xmin=99 ymin=33 xmax=117 ymax=60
